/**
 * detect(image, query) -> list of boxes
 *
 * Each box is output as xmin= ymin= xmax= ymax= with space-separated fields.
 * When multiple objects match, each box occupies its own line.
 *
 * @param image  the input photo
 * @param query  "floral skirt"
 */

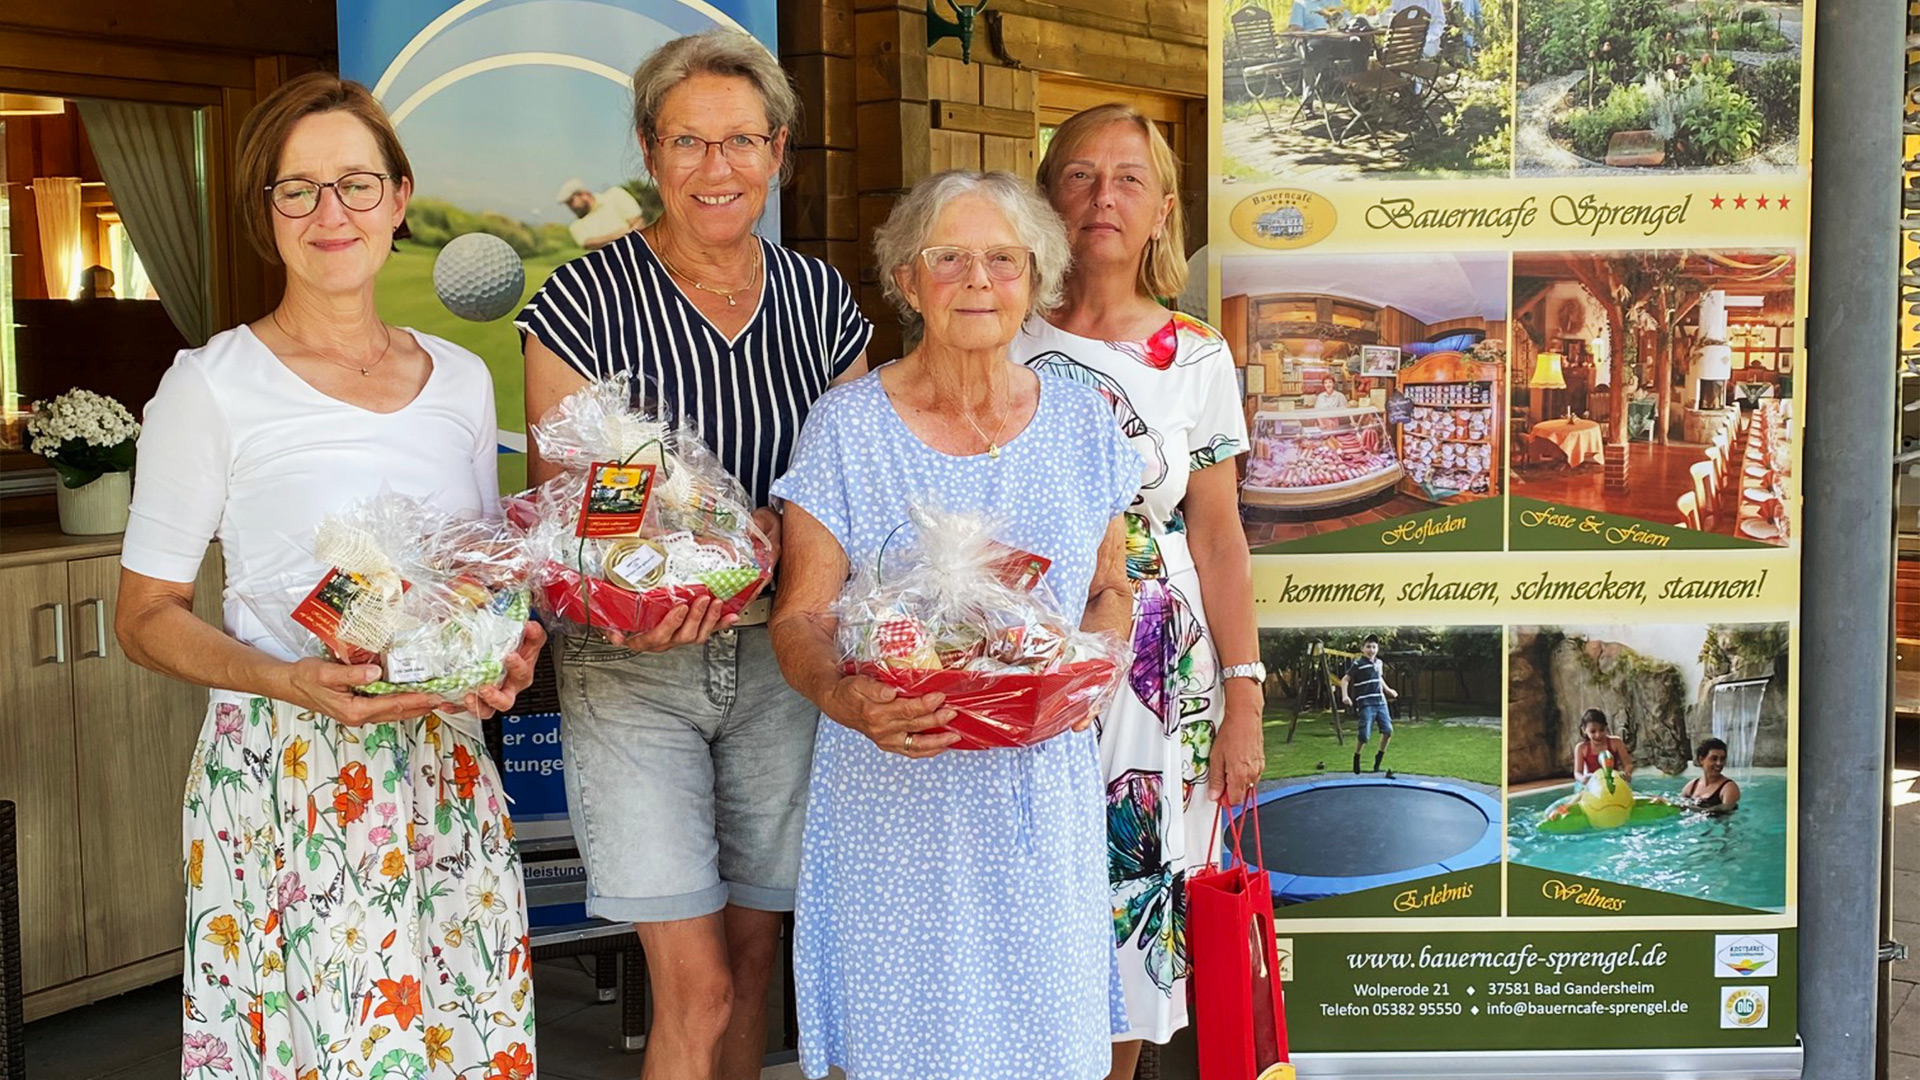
xmin=181 ymin=692 xmax=534 ymax=1079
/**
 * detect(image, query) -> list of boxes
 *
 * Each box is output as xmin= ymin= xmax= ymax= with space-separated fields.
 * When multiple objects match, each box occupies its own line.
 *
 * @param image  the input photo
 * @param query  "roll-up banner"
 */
xmin=337 ymin=0 xmax=779 ymax=490
xmin=1212 ymin=0 xmax=1806 ymax=1072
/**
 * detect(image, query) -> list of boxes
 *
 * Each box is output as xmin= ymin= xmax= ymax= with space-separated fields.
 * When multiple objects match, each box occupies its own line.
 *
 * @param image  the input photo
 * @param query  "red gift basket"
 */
xmin=834 ymin=504 xmax=1128 ymax=750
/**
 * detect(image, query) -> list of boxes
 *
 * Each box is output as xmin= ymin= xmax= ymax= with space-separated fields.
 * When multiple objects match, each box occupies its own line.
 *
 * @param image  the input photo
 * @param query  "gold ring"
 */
xmin=904 ymin=733 xmax=916 ymax=752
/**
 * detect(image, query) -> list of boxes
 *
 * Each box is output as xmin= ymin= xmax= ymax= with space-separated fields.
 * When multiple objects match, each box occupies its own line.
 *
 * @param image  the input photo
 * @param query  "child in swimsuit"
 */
xmin=1572 ymin=708 xmax=1633 ymax=785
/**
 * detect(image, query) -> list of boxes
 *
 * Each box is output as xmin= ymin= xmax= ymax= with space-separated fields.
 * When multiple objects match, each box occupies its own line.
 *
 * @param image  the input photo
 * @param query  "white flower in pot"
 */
xmin=25 ymin=388 xmax=141 ymax=535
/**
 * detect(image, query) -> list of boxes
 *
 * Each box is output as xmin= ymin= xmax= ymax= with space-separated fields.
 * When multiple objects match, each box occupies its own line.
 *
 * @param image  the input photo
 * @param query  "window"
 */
xmin=106 ymin=222 xmax=154 ymax=300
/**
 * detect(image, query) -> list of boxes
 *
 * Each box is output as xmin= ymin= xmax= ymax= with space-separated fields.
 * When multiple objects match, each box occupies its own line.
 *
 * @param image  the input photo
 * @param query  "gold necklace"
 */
xmin=957 ymin=367 xmax=1012 ymax=459
xmin=654 ymin=239 xmax=762 ymax=307
xmin=272 ymin=309 xmax=392 ymax=377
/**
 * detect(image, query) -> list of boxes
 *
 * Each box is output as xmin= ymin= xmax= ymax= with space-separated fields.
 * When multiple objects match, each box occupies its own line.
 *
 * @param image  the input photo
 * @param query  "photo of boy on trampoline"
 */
xmin=1244 ymin=625 xmax=1503 ymax=911
xmin=1340 ymin=633 xmax=1399 ymax=776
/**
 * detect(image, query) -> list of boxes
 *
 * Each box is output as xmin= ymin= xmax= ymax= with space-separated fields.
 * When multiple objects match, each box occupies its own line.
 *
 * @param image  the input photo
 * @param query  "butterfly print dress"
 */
xmin=181 ymin=697 xmax=533 ymax=1079
xmin=1015 ymin=312 xmax=1249 ymax=1044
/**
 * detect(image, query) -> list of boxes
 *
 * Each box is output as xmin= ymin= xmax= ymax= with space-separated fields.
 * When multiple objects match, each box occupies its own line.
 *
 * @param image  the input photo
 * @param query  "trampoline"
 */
xmin=1236 ymin=776 xmax=1501 ymax=904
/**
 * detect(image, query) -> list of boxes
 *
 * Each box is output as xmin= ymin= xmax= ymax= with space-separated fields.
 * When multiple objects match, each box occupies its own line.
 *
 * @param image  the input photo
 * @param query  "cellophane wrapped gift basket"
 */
xmin=257 ymin=491 xmax=533 ymax=703
xmin=512 ymin=375 xmax=772 ymax=640
xmin=835 ymin=503 xmax=1128 ymax=750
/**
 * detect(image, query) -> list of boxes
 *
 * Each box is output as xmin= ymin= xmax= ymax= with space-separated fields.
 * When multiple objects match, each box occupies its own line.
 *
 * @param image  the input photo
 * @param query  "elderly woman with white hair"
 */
xmin=516 ymin=28 xmax=870 ymax=1080
xmin=769 ymin=170 xmax=1141 ymax=1080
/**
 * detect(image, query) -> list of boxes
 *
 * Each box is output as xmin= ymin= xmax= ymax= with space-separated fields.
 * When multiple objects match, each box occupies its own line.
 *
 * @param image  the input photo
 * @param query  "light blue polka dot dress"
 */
xmin=771 ymin=370 xmax=1145 ymax=1080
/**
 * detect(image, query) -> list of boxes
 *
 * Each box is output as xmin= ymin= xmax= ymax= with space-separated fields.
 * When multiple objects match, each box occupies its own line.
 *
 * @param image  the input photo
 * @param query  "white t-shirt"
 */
xmin=121 ymin=325 xmax=499 ymax=659
xmin=1314 ymin=389 xmax=1350 ymax=409
xmin=566 ymin=186 xmax=643 ymax=248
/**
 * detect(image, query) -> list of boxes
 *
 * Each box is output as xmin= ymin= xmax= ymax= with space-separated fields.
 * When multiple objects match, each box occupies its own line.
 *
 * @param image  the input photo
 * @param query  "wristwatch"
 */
xmin=1221 ymin=662 xmax=1267 ymax=684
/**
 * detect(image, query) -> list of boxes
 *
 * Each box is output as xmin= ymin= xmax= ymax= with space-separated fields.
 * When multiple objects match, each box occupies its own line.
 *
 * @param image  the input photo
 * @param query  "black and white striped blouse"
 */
xmin=515 ymin=231 xmax=872 ymax=507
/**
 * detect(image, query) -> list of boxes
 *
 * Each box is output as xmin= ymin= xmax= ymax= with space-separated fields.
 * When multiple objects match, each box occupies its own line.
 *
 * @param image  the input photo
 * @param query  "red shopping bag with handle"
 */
xmin=1189 ymin=797 xmax=1294 ymax=1080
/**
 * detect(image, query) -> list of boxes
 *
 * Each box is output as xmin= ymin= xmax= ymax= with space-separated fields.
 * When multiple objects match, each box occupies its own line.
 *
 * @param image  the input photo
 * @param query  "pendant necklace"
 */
xmin=655 ymin=240 xmax=762 ymax=307
xmin=960 ymin=368 xmax=1012 ymax=459
xmin=273 ymin=309 xmax=392 ymax=376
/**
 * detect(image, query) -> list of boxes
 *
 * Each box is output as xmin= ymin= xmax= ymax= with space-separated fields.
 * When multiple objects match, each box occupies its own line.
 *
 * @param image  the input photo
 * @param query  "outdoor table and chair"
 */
xmin=1229 ymin=3 xmax=1461 ymax=149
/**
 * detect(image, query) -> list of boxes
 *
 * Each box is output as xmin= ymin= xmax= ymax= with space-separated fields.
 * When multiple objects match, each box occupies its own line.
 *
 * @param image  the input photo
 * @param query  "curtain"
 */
xmin=32 ymin=176 xmax=81 ymax=300
xmin=73 ymin=100 xmax=210 ymax=345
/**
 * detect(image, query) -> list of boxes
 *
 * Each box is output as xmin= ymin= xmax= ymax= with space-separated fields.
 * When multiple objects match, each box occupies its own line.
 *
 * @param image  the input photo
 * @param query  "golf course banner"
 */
xmin=337 ymin=0 xmax=778 ymax=491
xmin=1213 ymin=0 xmax=1808 ymax=1066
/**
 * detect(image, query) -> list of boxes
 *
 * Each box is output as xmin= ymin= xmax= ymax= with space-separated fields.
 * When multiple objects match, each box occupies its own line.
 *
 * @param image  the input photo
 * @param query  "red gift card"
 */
xmin=291 ymin=569 xmax=388 ymax=665
xmin=577 ymin=461 xmax=658 ymax=538
xmin=986 ymin=542 xmax=1050 ymax=592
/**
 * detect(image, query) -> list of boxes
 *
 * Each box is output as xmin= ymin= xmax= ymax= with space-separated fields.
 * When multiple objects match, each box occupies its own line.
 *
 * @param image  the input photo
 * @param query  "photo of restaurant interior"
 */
xmin=1221 ymin=251 xmax=1508 ymax=548
xmin=1509 ymin=250 xmax=1797 ymax=546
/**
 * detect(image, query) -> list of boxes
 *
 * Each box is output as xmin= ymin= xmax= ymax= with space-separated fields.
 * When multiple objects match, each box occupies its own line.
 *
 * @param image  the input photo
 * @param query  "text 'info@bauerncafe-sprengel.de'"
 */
xmin=1210 ymin=0 xmax=1807 ymax=1060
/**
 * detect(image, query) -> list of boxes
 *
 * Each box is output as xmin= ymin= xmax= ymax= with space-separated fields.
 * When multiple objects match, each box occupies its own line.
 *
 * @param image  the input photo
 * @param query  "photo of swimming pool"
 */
xmin=1506 ymin=771 xmax=1789 ymax=912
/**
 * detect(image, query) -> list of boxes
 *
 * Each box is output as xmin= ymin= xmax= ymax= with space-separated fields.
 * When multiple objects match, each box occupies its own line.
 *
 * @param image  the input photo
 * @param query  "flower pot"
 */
xmin=56 ymin=471 xmax=132 ymax=535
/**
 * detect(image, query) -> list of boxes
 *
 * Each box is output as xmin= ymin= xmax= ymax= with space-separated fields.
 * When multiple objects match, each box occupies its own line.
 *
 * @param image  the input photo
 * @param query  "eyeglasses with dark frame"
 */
xmin=265 ymin=172 xmax=399 ymax=219
xmin=917 ymin=245 xmax=1033 ymax=283
xmin=650 ymin=132 xmax=776 ymax=166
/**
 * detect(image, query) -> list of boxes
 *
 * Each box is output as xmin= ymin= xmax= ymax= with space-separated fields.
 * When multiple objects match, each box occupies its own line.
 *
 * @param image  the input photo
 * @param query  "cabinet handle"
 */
xmin=48 ymin=602 xmax=66 ymax=664
xmin=77 ymin=598 xmax=108 ymax=660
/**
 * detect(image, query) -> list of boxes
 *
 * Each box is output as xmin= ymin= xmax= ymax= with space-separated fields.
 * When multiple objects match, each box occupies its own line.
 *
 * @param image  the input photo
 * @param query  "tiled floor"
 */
xmin=22 ymin=722 xmax=1913 ymax=1077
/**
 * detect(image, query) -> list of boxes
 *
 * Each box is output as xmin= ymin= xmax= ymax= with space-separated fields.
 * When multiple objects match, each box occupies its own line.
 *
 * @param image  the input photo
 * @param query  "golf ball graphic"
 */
xmin=434 ymin=232 xmax=526 ymax=322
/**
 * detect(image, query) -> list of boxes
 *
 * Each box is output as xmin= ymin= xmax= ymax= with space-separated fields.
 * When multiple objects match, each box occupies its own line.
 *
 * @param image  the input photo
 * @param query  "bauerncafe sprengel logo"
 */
xmin=1229 ymin=189 xmax=1337 ymax=250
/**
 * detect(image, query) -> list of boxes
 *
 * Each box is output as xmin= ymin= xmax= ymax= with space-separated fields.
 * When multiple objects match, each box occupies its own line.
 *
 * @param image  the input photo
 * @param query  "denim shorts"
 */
xmin=553 ymin=626 xmax=818 ymax=922
xmin=1356 ymin=702 xmax=1394 ymax=743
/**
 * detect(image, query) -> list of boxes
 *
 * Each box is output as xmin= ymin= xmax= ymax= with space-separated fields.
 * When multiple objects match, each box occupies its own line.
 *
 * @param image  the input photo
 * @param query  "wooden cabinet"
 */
xmin=0 ymin=530 xmax=222 ymax=1019
xmin=0 ymin=562 xmax=85 ymax=995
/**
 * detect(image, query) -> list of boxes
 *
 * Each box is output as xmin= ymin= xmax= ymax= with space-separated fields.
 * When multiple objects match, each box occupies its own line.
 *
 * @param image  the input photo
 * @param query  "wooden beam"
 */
xmin=853 ymin=7 xmax=929 ymax=103
xmin=966 ymin=0 xmax=1206 ymax=49
xmin=789 ymin=54 xmax=857 ymax=150
xmin=0 ymin=0 xmax=334 ymax=60
xmin=784 ymin=148 xmax=858 ymax=241
xmin=987 ymin=13 xmax=1205 ymax=98
xmin=931 ymin=100 xmax=1033 ymax=139
xmin=0 ymin=27 xmax=256 ymax=89
xmin=780 ymin=0 xmax=856 ymax=57
xmin=854 ymin=101 xmax=931 ymax=191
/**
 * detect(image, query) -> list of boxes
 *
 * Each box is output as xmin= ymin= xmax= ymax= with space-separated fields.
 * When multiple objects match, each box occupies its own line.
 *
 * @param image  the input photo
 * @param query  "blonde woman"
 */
xmin=1014 ymin=103 xmax=1264 ymax=1079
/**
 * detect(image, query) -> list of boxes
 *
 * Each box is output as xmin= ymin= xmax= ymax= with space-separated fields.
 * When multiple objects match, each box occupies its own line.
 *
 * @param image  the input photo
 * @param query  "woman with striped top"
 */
xmin=515 ymin=30 xmax=870 ymax=1080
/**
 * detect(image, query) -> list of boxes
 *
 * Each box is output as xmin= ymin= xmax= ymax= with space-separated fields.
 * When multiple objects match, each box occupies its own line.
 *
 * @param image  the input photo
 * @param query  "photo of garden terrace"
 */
xmin=1220 ymin=0 xmax=1514 ymax=181
xmin=1516 ymin=0 xmax=1803 ymax=175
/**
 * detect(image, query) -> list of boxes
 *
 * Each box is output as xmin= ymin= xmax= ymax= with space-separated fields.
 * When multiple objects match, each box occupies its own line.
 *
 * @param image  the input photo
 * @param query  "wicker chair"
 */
xmin=1 ymin=801 xmax=24 ymax=1080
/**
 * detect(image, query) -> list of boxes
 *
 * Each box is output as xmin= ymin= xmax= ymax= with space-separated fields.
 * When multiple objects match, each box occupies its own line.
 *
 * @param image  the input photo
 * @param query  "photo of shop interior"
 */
xmin=1220 ymin=252 xmax=1507 ymax=548
xmin=1510 ymin=251 xmax=1797 ymax=544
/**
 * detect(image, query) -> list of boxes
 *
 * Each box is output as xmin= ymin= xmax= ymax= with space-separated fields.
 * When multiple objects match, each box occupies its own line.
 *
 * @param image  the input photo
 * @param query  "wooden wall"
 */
xmin=782 ymin=0 xmax=1207 ymax=360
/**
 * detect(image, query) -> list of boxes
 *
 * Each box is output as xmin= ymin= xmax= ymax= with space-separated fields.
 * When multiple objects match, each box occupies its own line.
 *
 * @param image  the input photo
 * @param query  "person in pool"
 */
xmin=1572 ymin=707 xmax=1634 ymax=786
xmin=1340 ymin=634 xmax=1397 ymax=774
xmin=1679 ymin=737 xmax=1742 ymax=812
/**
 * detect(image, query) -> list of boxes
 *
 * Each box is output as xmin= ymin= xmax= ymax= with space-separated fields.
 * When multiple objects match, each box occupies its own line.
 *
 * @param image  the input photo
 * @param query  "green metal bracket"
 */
xmin=927 ymin=0 xmax=991 ymax=66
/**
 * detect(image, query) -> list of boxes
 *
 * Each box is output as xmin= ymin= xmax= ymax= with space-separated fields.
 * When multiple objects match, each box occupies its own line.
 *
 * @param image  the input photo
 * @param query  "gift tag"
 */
xmin=577 ymin=461 xmax=659 ymax=538
xmin=604 ymin=538 xmax=669 ymax=590
xmin=382 ymin=641 xmax=439 ymax=685
xmin=985 ymin=542 xmax=1051 ymax=592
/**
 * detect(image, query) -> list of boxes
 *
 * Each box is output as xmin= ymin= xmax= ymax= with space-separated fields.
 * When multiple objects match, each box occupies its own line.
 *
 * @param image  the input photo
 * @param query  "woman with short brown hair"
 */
xmin=117 ymin=72 xmax=542 ymax=1078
